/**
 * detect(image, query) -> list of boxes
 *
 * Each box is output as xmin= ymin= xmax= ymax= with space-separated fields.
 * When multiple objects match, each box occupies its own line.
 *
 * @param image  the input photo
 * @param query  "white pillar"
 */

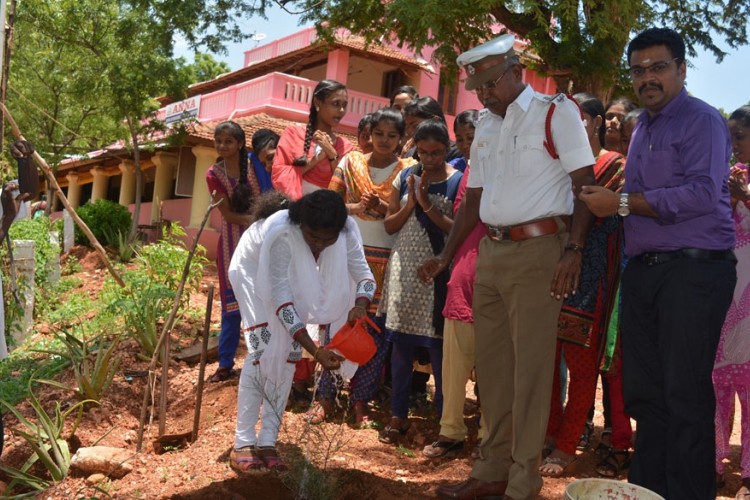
xmin=189 ymin=146 xmax=215 ymax=227
xmin=91 ymin=167 xmax=109 ymax=202
xmin=118 ymin=161 xmax=136 ymax=207
xmin=150 ymin=152 xmax=177 ymax=222
xmin=66 ymin=172 xmax=81 ymax=209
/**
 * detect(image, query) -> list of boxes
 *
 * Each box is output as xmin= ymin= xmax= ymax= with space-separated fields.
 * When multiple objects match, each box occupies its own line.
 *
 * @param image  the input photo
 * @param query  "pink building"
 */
xmin=52 ymin=27 xmax=557 ymax=258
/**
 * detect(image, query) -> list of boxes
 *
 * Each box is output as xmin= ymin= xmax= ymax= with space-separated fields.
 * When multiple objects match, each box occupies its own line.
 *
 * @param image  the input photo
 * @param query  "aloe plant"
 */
xmin=33 ymin=327 xmax=121 ymax=402
xmin=0 ymin=378 xmax=96 ymax=495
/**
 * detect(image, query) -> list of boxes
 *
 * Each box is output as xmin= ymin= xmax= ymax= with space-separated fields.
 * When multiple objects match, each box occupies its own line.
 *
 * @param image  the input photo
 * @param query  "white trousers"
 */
xmin=234 ymin=358 xmax=295 ymax=449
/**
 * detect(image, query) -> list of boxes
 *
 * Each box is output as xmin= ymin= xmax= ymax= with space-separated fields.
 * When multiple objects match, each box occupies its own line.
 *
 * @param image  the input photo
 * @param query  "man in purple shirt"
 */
xmin=580 ymin=27 xmax=736 ymax=499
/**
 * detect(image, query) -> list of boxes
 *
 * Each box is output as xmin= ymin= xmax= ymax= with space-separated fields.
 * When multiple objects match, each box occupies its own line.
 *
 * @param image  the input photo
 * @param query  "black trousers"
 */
xmin=622 ymin=255 xmax=736 ymax=499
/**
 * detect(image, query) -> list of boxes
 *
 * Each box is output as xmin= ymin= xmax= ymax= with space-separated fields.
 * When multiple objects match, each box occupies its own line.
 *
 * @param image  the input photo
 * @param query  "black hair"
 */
xmin=292 ymin=80 xmax=347 ymax=167
xmin=403 ymin=97 xmax=446 ymax=124
xmin=214 ymin=121 xmax=253 ymax=214
xmin=370 ymin=107 xmax=406 ymax=136
xmin=389 ymin=85 xmax=419 ymax=106
xmin=730 ymin=106 xmax=750 ymax=129
xmin=358 ymin=114 xmax=374 ymax=136
xmin=413 ymin=119 xmax=450 ymax=148
xmin=605 ymin=97 xmax=637 ymax=115
xmin=623 ymin=109 xmax=642 ymax=127
xmin=251 ymin=190 xmax=290 ymax=221
xmin=288 ymin=189 xmax=348 ymax=233
xmin=574 ymin=92 xmax=606 ymax=147
xmin=627 ymin=28 xmax=686 ymax=65
xmin=454 ymin=109 xmax=479 ymax=134
xmin=251 ymin=128 xmax=279 ymax=153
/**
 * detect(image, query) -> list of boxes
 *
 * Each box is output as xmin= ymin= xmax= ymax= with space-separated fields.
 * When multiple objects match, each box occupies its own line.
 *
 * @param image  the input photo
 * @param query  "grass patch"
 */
xmin=0 ymin=350 xmax=69 ymax=405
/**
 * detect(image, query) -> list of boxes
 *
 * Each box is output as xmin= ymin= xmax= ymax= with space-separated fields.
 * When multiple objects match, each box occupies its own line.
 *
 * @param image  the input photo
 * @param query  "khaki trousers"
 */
xmin=470 ymin=232 xmax=565 ymax=500
xmin=439 ymin=319 xmax=487 ymax=442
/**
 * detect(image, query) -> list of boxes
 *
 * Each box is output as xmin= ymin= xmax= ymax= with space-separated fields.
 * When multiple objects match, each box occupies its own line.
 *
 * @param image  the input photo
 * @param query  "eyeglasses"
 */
xmin=628 ymin=58 xmax=679 ymax=79
xmin=474 ymin=64 xmax=514 ymax=94
xmin=416 ymin=148 xmax=447 ymax=159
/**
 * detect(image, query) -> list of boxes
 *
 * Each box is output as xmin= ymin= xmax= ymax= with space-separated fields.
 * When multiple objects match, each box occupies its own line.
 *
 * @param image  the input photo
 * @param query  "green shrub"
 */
xmin=4 ymin=215 xmax=60 ymax=287
xmin=101 ymin=223 xmax=206 ymax=357
xmin=75 ymin=199 xmax=132 ymax=248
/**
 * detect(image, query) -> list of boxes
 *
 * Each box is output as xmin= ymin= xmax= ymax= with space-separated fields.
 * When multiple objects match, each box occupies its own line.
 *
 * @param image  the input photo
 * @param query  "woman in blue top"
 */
xmin=378 ymin=119 xmax=462 ymax=444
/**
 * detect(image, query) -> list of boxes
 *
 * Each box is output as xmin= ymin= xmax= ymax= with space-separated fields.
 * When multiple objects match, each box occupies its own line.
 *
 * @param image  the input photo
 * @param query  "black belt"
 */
xmin=636 ymin=248 xmax=736 ymax=266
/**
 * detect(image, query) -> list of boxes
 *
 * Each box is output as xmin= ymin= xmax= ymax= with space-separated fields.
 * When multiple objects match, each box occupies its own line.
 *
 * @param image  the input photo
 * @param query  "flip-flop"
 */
xmin=378 ymin=421 xmax=410 ymax=445
xmin=208 ymin=367 xmax=238 ymax=383
xmin=539 ymin=454 xmax=577 ymax=478
xmin=229 ymin=447 xmax=264 ymax=473
xmin=596 ymin=448 xmax=631 ymax=478
xmin=304 ymin=401 xmax=333 ymax=425
xmin=422 ymin=439 xmax=463 ymax=458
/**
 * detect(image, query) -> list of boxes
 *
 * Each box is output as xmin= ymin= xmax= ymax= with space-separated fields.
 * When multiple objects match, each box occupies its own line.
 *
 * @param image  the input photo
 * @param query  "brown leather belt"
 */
xmin=485 ymin=216 xmax=569 ymax=242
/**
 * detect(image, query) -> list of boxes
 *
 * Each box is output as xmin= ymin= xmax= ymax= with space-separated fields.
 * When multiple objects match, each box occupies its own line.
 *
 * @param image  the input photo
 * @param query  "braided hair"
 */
xmin=292 ymin=79 xmax=347 ymax=167
xmin=215 ymin=121 xmax=253 ymax=214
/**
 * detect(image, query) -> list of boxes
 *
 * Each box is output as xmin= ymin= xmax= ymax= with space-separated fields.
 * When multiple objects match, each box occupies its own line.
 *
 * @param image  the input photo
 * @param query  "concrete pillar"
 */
xmin=189 ymin=145 xmax=214 ymax=227
xmin=11 ymin=240 xmax=35 ymax=346
xmin=325 ymin=49 xmax=350 ymax=85
xmin=91 ymin=167 xmax=109 ymax=202
xmin=150 ymin=152 xmax=177 ymax=223
xmin=66 ymin=172 xmax=81 ymax=209
xmin=118 ymin=161 xmax=136 ymax=207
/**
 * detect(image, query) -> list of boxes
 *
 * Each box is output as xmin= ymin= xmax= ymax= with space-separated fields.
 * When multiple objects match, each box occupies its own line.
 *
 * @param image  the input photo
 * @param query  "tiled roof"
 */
xmin=188 ymin=113 xmax=359 ymax=150
xmin=334 ymin=33 xmax=432 ymax=70
xmin=171 ymin=34 xmax=432 ymax=104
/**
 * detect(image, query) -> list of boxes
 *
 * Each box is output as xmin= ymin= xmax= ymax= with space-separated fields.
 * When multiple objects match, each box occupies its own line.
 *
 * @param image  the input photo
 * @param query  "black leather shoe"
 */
xmin=436 ymin=477 xmax=507 ymax=499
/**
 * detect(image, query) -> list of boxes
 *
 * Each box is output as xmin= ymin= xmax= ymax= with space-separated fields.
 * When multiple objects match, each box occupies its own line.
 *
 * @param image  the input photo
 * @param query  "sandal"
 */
xmin=539 ymin=453 xmax=577 ymax=478
xmin=595 ymin=428 xmax=613 ymax=459
xmin=256 ymin=446 xmax=288 ymax=472
xmin=378 ymin=419 xmax=410 ymax=445
xmin=422 ymin=438 xmax=463 ymax=458
xmin=208 ymin=367 xmax=238 ymax=383
xmin=305 ymin=400 xmax=333 ymax=425
xmin=577 ymin=421 xmax=594 ymax=450
xmin=596 ymin=448 xmax=632 ymax=478
xmin=229 ymin=446 xmax=264 ymax=473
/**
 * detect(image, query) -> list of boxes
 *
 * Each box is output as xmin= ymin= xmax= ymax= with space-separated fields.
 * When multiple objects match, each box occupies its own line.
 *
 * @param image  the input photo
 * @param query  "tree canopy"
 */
xmin=243 ymin=0 xmax=749 ymax=96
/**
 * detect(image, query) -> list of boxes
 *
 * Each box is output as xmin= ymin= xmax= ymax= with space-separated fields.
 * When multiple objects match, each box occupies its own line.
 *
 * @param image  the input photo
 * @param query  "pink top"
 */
xmin=271 ymin=125 xmax=353 ymax=200
xmin=442 ymin=165 xmax=488 ymax=323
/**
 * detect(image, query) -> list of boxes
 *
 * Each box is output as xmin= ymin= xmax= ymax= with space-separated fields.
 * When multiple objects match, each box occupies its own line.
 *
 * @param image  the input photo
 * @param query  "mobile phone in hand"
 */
xmin=17 ymin=156 xmax=39 ymax=198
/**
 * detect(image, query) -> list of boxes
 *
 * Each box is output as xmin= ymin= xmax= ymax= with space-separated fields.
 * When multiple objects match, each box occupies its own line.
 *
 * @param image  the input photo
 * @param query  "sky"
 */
xmin=176 ymin=5 xmax=750 ymax=113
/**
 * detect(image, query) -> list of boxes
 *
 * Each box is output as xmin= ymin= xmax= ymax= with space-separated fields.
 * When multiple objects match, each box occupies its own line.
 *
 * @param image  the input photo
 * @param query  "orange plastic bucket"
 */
xmin=327 ymin=315 xmax=381 ymax=365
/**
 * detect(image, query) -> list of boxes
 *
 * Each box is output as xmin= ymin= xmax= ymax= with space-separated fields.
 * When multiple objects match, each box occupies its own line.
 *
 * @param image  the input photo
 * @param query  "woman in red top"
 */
xmin=271 ymin=80 xmax=353 ymax=200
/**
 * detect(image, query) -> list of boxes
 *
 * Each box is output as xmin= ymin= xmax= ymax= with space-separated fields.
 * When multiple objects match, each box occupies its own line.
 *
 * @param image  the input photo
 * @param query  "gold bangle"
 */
xmin=424 ymin=204 xmax=435 ymax=214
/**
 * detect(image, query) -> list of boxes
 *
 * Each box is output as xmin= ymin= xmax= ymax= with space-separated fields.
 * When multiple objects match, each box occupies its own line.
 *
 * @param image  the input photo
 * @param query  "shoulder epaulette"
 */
xmin=543 ymin=93 xmax=584 ymax=160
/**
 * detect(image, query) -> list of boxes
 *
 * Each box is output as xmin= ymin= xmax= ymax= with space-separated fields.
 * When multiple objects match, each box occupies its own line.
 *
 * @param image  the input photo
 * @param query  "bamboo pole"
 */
xmin=0 ymin=103 xmax=126 ymax=288
xmin=137 ymin=194 xmax=221 ymax=451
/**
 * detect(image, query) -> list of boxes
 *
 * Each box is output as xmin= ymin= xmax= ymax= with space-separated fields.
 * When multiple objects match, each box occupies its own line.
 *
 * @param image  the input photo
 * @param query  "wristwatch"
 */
xmin=617 ymin=193 xmax=630 ymax=217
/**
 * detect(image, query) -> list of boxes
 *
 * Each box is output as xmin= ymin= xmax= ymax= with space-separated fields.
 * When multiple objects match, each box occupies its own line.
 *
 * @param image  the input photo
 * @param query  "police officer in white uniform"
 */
xmin=421 ymin=34 xmax=596 ymax=500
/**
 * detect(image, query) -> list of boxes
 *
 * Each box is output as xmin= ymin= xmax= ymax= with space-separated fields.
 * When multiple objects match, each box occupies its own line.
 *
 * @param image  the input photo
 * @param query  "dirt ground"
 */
xmin=0 ymin=246 xmax=745 ymax=499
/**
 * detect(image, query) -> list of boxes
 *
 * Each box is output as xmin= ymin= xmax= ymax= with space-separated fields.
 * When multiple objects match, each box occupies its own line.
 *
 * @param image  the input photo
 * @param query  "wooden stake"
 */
xmin=193 ymin=284 xmax=213 ymax=442
xmin=136 ymin=193 xmax=221 ymax=451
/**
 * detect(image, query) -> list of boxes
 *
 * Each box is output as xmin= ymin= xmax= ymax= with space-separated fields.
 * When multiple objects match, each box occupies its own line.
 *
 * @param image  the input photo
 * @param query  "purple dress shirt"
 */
xmin=623 ymin=88 xmax=735 ymax=257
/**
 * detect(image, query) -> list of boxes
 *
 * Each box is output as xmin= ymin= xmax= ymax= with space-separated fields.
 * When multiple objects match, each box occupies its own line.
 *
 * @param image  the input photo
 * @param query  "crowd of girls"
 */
xmin=203 ymin=78 xmax=750 ymax=494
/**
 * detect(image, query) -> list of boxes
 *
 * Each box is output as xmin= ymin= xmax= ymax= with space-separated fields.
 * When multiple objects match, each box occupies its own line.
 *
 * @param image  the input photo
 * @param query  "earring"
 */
xmin=315 ymin=107 xmax=320 ymax=112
